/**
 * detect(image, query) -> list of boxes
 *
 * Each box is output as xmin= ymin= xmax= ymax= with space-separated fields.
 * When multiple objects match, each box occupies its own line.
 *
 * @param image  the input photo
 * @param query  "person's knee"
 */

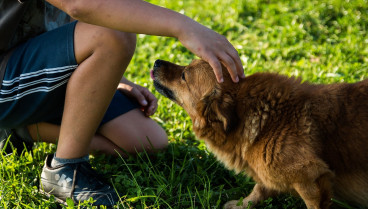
xmin=74 ymin=22 xmax=136 ymax=65
xmin=95 ymin=29 xmax=136 ymax=60
xmin=148 ymin=125 xmax=168 ymax=151
xmin=133 ymin=121 xmax=168 ymax=153
xmin=98 ymin=109 xmax=169 ymax=154
xmin=106 ymin=30 xmax=136 ymax=59
xmin=129 ymin=112 xmax=168 ymax=152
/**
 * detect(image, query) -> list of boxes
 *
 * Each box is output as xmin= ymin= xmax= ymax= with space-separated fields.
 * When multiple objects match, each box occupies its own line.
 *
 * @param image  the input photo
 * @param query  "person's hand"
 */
xmin=177 ymin=21 xmax=245 ymax=83
xmin=118 ymin=78 xmax=158 ymax=117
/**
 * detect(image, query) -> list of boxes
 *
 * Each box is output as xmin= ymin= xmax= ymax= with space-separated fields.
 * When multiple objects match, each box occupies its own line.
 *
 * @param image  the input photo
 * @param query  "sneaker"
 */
xmin=40 ymin=154 xmax=119 ymax=207
xmin=0 ymin=129 xmax=33 ymax=155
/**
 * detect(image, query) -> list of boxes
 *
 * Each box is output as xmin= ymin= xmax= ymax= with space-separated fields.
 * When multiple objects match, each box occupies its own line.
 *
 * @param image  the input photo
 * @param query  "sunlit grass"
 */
xmin=1 ymin=0 xmax=368 ymax=208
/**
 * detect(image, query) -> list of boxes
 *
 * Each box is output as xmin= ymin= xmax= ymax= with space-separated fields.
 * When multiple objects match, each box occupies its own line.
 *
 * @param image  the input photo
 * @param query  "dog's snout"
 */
xmin=154 ymin=59 xmax=163 ymax=68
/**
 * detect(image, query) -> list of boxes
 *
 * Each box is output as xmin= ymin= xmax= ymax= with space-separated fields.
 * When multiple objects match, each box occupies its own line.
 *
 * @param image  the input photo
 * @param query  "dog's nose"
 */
xmin=154 ymin=59 xmax=163 ymax=68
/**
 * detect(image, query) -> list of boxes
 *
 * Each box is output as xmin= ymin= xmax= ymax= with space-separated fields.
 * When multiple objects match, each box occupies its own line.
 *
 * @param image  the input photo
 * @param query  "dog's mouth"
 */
xmin=153 ymin=80 xmax=177 ymax=101
xmin=150 ymin=69 xmax=155 ymax=80
xmin=151 ymin=69 xmax=177 ymax=102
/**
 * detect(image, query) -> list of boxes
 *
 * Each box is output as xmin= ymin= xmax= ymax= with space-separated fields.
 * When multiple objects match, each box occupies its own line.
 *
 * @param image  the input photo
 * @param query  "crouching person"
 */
xmin=0 ymin=0 xmax=243 ymax=207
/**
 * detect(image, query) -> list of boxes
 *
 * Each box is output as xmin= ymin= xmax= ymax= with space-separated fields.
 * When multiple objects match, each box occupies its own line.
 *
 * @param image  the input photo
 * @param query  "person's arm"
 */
xmin=47 ymin=0 xmax=244 ymax=82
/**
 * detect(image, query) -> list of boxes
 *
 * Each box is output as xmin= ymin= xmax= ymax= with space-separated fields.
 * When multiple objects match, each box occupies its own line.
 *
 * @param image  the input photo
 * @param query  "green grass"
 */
xmin=1 ymin=0 xmax=368 ymax=208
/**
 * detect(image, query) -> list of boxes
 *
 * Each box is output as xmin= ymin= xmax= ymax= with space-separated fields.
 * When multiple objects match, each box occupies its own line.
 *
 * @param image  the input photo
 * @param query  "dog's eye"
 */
xmin=181 ymin=72 xmax=186 ymax=81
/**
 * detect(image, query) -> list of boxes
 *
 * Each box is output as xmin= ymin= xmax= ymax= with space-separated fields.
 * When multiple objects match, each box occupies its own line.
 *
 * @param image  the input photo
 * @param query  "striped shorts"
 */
xmin=0 ymin=21 xmax=138 ymax=129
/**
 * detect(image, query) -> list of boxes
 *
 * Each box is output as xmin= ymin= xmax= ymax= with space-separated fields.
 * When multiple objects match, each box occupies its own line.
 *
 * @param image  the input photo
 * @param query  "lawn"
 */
xmin=1 ymin=0 xmax=368 ymax=208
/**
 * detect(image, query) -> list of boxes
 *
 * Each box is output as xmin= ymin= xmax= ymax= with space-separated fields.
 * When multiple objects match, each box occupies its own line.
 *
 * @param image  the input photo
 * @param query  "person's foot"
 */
xmin=40 ymin=154 xmax=119 ymax=207
xmin=0 ymin=129 xmax=33 ymax=155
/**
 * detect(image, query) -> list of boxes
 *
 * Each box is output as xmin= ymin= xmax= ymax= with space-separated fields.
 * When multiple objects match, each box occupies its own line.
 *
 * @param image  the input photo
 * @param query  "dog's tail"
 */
xmin=334 ymin=172 xmax=368 ymax=208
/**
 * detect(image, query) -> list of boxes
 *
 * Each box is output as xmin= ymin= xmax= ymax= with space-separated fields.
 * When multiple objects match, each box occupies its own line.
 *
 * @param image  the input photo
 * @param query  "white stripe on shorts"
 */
xmin=0 ymin=72 xmax=73 ymax=95
xmin=0 ymin=65 xmax=77 ymax=103
xmin=0 ymin=79 xmax=69 ymax=103
xmin=1 ymin=65 xmax=77 ymax=86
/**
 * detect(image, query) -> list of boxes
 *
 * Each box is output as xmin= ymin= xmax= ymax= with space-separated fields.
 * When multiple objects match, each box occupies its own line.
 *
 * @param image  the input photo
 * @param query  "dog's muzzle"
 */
xmin=152 ymin=60 xmax=177 ymax=102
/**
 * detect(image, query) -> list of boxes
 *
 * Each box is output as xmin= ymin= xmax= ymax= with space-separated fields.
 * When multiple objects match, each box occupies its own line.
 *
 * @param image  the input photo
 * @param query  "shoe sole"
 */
xmin=39 ymin=189 xmax=117 ymax=209
xmin=39 ymin=189 xmax=68 ymax=206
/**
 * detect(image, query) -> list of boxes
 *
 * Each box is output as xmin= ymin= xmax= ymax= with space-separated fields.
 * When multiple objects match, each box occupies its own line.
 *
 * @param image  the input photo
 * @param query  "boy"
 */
xmin=0 ymin=0 xmax=244 ymax=206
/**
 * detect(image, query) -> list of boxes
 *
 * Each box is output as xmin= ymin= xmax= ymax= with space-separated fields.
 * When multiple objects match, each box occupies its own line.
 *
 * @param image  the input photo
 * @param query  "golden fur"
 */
xmin=152 ymin=59 xmax=368 ymax=209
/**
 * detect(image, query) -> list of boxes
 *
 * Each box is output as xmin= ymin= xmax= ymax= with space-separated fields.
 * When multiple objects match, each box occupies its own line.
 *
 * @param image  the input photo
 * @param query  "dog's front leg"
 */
xmin=224 ymin=183 xmax=277 ymax=209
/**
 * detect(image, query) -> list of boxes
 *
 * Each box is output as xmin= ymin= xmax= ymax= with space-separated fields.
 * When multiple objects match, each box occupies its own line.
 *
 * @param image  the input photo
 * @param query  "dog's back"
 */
xmin=238 ymin=74 xmax=368 ymax=207
xmin=309 ymin=79 xmax=368 ymax=206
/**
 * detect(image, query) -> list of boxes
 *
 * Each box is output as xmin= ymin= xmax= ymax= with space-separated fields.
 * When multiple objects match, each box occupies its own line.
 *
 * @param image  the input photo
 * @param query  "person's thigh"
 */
xmin=28 ymin=108 xmax=168 ymax=154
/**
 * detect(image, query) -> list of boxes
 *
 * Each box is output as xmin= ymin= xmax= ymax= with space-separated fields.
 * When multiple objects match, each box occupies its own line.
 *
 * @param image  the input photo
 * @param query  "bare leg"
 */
xmin=97 ymin=108 xmax=168 ymax=154
xmin=27 ymin=109 xmax=168 ymax=156
xmin=55 ymin=22 xmax=136 ymax=159
xmin=28 ymin=122 xmax=121 ymax=155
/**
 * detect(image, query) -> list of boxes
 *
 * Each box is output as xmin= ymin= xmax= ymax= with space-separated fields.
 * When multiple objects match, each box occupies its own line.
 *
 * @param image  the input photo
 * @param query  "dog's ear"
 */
xmin=197 ymin=87 xmax=238 ymax=133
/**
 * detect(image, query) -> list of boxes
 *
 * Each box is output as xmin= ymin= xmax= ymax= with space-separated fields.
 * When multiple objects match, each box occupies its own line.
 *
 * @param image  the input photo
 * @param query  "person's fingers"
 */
xmin=218 ymin=52 xmax=240 ymax=83
xmin=178 ymin=24 xmax=244 ymax=83
xmin=142 ymin=88 xmax=157 ymax=104
xmin=204 ymin=37 xmax=243 ymax=82
xmin=226 ymin=47 xmax=245 ymax=79
xmin=138 ymin=87 xmax=158 ymax=116
xmin=130 ymin=88 xmax=148 ymax=107
xmin=146 ymin=98 xmax=158 ymax=116
xmin=205 ymin=55 xmax=224 ymax=83
xmin=211 ymin=34 xmax=243 ymax=81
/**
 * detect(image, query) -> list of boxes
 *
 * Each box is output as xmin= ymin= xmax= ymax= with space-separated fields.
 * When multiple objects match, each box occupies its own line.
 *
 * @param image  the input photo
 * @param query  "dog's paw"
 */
xmin=223 ymin=200 xmax=244 ymax=209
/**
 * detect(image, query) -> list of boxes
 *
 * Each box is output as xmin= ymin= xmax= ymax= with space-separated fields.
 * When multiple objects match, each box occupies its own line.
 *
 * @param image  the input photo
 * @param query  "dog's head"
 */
xmin=152 ymin=59 xmax=239 ymax=134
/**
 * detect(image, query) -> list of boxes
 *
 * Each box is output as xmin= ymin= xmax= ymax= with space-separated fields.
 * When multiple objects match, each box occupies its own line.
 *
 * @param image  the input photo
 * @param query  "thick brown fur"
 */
xmin=152 ymin=59 xmax=368 ymax=209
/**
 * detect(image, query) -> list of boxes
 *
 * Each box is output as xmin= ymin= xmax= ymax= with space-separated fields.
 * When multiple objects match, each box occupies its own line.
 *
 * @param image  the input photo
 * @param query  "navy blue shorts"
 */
xmin=0 ymin=21 xmax=139 ymax=129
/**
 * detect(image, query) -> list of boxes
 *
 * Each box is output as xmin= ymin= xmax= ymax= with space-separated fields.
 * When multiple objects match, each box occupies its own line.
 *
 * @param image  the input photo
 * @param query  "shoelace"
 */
xmin=70 ymin=163 xmax=79 ymax=201
xmin=69 ymin=162 xmax=109 ymax=201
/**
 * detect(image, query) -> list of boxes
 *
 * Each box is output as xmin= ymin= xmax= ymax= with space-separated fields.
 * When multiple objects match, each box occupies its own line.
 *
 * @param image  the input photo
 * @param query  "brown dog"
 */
xmin=151 ymin=59 xmax=368 ymax=209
